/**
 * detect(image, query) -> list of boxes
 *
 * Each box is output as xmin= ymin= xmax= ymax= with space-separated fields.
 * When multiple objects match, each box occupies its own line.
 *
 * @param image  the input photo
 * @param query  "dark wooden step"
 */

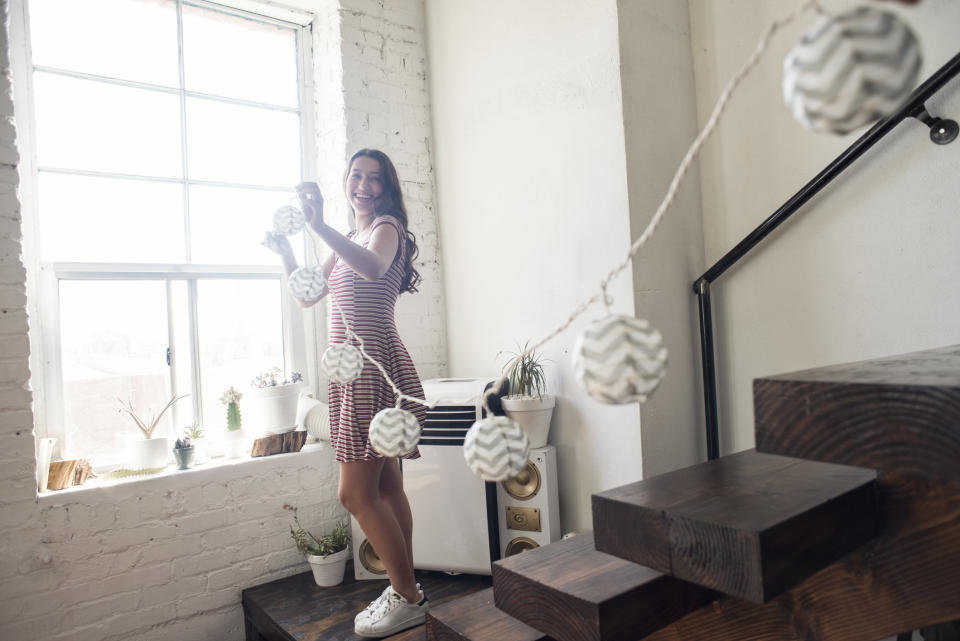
xmin=490 ymin=532 xmax=715 ymax=641
xmin=241 ymin=563 xmax=490 ymax=641
xmin=755 ymin=344 xmax=960 ymax=480
xmin=592 ymin=450 xmax=878 ymax=604
xmin=425 ymin=587 xmax=550 ymax=641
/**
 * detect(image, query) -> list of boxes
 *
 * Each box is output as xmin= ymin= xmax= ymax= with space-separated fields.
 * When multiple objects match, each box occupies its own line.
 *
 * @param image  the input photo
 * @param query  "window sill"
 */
xmin=36 ymin=441 xmax=332 ymax=502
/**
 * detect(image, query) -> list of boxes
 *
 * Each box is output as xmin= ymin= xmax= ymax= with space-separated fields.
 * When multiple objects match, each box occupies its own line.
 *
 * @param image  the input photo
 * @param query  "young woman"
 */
xmin=266 ymin=149 xmax=428 ymax=638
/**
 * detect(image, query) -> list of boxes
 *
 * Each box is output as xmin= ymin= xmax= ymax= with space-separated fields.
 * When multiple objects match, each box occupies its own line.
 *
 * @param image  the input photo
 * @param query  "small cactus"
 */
xmin=220 ymin=387 xmax=243 ymax=431
xmin=226 ymin=401 xmax=242 ymax=431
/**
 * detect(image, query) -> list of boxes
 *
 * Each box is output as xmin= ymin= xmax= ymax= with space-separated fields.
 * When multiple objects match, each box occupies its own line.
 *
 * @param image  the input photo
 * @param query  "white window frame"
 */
xmin=9 ymin=0 xmax=321 ymax=459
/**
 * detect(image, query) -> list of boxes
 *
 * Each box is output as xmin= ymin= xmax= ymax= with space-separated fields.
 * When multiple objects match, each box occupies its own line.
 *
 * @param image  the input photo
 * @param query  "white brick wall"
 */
xmin=0 ymin=0 xmax=447 ymax=639
xmin=337 ymin=0 xmax=448 ymax=380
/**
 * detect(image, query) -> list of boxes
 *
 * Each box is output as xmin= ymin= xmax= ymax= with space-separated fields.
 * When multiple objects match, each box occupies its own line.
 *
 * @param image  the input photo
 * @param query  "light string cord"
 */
xmin=300 ymin=0 xmax=823 ymax=414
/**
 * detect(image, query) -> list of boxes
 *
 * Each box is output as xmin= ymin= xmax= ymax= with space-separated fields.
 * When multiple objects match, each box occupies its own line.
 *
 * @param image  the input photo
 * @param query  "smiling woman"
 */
xmin=264 ymin=148 xmax=429 ymax=637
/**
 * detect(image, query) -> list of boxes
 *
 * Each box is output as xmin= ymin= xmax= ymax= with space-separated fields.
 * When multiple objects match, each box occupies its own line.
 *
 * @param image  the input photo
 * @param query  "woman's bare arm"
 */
xmin=313 ymin=222 xmax=399 ymax=281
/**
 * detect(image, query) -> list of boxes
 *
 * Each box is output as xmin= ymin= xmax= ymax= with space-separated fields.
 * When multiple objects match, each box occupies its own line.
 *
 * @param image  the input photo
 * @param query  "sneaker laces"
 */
xmin=361 ymin=586 xmax=393 ymax=617
xmin=368 ymin=585 xmax=423 ymax=621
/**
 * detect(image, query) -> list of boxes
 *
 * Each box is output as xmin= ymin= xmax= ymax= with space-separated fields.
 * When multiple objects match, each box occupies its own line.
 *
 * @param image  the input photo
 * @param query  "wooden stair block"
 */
xmin=426 ymin=587 xmax=550 ymax=641
xmin=592 ymin=450 xmax=878 ymax=604
xmin=491 ymin=532 xmax=714 ymax=641
xmin=755 ymin=344 xmax=960 ymax=479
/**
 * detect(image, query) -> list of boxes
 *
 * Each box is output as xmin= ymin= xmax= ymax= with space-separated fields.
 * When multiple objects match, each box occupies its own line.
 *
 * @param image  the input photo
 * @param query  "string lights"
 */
xmin=267 ymin=0 xmax=924 ymax=480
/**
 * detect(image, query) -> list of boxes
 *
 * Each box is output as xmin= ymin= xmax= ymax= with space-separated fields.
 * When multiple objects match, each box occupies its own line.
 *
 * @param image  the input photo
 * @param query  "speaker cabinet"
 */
xmin=351 ymin=516 xmax=388 ymax=581
xmin=497 ymin=445 xmax=561 ymax=558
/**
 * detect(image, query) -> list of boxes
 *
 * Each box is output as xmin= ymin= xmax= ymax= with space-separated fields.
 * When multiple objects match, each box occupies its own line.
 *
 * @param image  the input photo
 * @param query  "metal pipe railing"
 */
xmin=694 ymin=51 xmax=960 ymax=460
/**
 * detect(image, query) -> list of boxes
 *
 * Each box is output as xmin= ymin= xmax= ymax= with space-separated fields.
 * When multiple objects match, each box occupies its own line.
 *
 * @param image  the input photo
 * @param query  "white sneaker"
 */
xmin=354 ymin=583 xmax=422 ymax=625
xmin=354 ymin=584 xmax=393 ymax=627
xmin=353 ymin=585 xmax=429 ymax=638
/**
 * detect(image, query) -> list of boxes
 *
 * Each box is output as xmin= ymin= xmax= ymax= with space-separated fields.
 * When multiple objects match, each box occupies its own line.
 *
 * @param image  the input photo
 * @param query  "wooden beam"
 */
xmin=426 ymin=588 xmax=550 ymax=641
xmin=642 ymin=476 xmax=960 ymax=641
xmin=755 ymin=345 xmax=960 ymax=480
xmin=593 ymin=450 xmax=878 ymax=603
xmin=492 ymin=532 xmax=714 ymax=641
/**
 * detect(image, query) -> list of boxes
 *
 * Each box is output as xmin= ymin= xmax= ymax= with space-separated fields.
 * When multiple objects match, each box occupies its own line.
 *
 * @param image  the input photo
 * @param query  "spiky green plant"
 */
xmin=220 ymin=387 xmax=243 ymax=431
xmin=283 ymin=505 xmax=350 ymax=558
xmin=183 ymin=421 xmax=204 ymax=440
xmin=117 ymin=394 xmax=188 ymax=439
xmin=226 ymin=402 xmax=241 ymax=431
xmin=502 ymin=342 xmax=548 ymax=398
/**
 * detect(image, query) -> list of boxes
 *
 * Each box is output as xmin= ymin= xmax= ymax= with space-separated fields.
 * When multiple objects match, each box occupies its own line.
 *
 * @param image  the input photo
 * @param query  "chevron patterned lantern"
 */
xmin=782 ymin=6 xmax=921 ymax=135
xmin=463 ymin=416 xmax=530 ymax=482
xmin=321 ymin=343 xmax=363 ymax=385
xmin=369 ymin=407 xmax=421 ymax=457
xmin=573 ymin=314 xmax=668 ymax=404
xmin=288 ymin=266 xmax=327 ymax=302
xmin=273 ymin=205 xmax=306 ymax=235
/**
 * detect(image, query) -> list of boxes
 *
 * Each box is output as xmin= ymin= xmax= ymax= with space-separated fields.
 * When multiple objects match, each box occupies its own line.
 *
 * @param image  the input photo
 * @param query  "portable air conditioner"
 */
xmin=403 ymin=378 xmax=506 ymax=575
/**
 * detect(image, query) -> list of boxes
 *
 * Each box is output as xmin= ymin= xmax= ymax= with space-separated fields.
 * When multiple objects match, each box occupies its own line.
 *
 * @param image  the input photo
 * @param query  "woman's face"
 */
xmin=345 ymin=155 xmax=384 ymax=215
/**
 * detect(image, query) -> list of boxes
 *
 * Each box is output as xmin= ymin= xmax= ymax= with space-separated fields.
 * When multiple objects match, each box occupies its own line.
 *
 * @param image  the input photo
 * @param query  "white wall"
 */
xmin=0 ymin=1 xmax=446 ymax=639
xmin=425 ymin=0 xmax=643 ymax=533
xmin=689 ymin=0 xmax=960 ymax=454
xmin=617 ymin=0 xmax=706 ymax=478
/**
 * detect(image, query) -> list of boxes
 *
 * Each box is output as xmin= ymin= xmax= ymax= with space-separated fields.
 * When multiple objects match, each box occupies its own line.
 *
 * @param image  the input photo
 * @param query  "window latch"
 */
xmin=166 ymin=347 xmax=171 ymax=366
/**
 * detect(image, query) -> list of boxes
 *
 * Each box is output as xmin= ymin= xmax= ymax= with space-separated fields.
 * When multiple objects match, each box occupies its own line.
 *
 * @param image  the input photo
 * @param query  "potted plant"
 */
xmin=172 ymin=437 xmax=194 ymax=470
xmin=183 ymin=421 xmax=207 ymax=464
xmin=246 ymin=368 xmax=307 ymax=435
xmin=118 ymin=394 xmax=188 ymax=469
xmin=221 ymin=386 xmax=249 ymax=458
xmin=500 ymin=343 xmax=555 ymax=448
xmin=283 ymin=504 xmax=351 ymax=587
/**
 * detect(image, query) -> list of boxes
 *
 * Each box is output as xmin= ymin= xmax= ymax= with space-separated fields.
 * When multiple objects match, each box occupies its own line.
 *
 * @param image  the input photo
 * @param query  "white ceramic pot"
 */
xmin=130 ymin=437 xmax=171 ymax=469
xmin=245 ymin=383 xmax=307 ymax=435
xmin=502 ymin=395 xmax=556 ymax=448
xmin=306 ymin=547 xmax=349 ymax=587
xmin=223 ymin=428 xmax=250 ymax=459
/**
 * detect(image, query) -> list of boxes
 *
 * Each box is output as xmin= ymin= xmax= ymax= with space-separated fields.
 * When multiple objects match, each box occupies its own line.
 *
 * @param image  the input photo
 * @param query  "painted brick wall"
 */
xmin=0 ymin=0 xmax=447 ymax=639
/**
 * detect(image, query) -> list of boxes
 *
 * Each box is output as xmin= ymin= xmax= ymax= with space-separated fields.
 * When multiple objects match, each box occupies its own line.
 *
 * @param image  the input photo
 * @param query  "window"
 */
xmin=13 ymin=0 xmax=317 ymax=466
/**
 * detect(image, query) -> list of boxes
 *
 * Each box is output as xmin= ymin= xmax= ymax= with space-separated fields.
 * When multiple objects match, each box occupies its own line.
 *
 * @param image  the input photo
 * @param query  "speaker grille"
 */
xmin=504 ymin=536 xmax=539 ymax=557
xmin=501 ymin=460 xmax=541 ymax=500
xmin=358 ymin=539 xmax=387 ymax=575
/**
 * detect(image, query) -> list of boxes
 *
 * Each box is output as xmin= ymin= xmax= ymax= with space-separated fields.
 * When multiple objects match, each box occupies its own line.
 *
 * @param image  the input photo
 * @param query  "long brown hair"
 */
xmin=344 ymin=149 xmax=422 ymax=294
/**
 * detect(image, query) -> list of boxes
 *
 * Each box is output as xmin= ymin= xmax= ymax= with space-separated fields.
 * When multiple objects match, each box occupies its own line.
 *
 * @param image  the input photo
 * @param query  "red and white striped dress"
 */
xmin=327 ymin=214 xmax=426 ymax=462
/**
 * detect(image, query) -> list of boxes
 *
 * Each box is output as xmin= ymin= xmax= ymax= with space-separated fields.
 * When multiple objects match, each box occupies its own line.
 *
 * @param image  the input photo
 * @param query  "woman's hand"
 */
xmin=296 ymin=182 xmax=325 ymax=234
xmin=261 ymin=231 xmax=293 ymax=257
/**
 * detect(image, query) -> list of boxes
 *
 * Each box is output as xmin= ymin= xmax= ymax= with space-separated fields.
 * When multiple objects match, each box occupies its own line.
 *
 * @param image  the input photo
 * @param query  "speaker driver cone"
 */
xmin=358 ymin=539 xmax=387 ymax=575
xmin=502 ymin=461 xmax=541 ymax=500
xmin=504 ymin=536 xmax=539 ymax=557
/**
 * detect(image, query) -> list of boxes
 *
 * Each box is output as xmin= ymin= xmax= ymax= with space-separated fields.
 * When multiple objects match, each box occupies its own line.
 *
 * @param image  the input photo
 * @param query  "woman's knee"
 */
xmin=339 ymin=485 xmax=371 ymax=514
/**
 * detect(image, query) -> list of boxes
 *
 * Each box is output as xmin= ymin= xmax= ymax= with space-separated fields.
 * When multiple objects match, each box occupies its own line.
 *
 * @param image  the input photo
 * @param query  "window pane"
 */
xmin=60 ymin=281 xmax=172 ymax=463
xmin=38 ymin=172 xmax=185 ymax=263
xmin=29 ymin=0 xmax=179 ymax=87
xmin=197 ymin=279 xmax=283 ymax=431
xmin=189 ymin=185 xmax=291 ymax=265
xmin=182 ymin=4 xmax=299 ymax=107
xmin=34 ymin=72 xmax=182 ymax=177
xmin=186 ymin=97 xmax=300 ymax=186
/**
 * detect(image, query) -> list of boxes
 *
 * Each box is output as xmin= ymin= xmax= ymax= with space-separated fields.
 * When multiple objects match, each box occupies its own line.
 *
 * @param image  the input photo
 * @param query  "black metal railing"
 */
xmin=694 ymin=51 xmax=960 ymax=461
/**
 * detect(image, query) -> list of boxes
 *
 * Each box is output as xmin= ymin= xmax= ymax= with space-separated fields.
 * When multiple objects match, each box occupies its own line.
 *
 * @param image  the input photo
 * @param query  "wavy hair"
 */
xmin=344 ymin=148 xmax=422 ymax=294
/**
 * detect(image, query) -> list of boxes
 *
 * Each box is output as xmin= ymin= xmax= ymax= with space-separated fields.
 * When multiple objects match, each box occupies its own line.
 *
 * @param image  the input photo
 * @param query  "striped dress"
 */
xmin=327 ymin=214 xmax=426 ymax=462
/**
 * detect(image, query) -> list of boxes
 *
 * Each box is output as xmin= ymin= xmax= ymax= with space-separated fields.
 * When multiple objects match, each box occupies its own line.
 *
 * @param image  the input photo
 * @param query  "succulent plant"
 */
xmin=173 ymin=437 xmax=192 ymax=450
xmin=283 ymin=504 xmax=350 ymax=558
xmin=183 ymin=421 xmax=204 ymax=440
xmin=251 ymin=368 xmax=304 ymax=388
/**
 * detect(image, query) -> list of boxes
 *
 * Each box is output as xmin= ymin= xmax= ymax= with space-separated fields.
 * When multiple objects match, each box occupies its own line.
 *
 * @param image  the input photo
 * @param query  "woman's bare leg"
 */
xmin=378 ymin=458 xmax=414 ymax=571
xmin=339 ymin=459 xmax=419 ymax=602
